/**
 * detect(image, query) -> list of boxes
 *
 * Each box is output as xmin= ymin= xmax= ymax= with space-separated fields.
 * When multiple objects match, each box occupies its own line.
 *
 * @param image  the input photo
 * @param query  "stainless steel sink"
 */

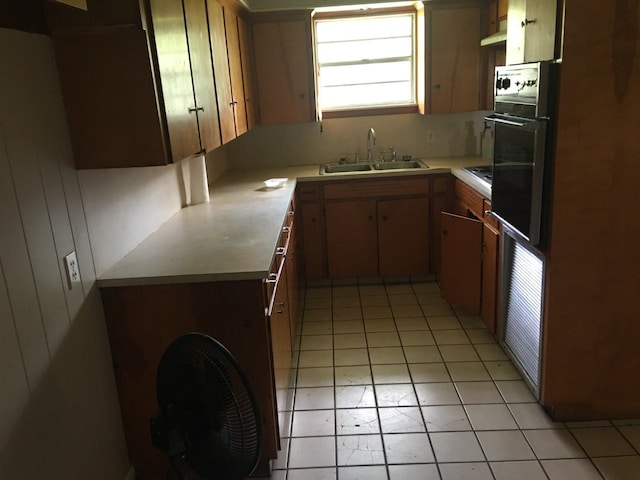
xmin=320 ymin=163 xmax=373 ymax=174
xmin=374 ymin=160 xmax=428 ymax=170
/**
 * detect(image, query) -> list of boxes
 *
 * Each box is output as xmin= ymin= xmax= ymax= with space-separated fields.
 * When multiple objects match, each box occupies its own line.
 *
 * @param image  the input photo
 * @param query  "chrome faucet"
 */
xmin=367 ymin=127 xmax=376 ymax=162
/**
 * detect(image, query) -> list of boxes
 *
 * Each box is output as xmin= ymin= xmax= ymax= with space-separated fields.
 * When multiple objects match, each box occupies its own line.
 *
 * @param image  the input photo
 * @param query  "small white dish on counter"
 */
xmin=263 ymin=178 xmax=288 ymax=189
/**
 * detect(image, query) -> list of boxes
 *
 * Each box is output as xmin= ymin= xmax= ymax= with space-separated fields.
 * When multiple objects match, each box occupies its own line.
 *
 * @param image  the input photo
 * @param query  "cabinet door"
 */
xmin=378 ymin=198 xmax=430 ymax=277
xmin=225 ymin=8 xmax=248 ymax=136
xmin=252 ymin=19 xmax=315 ymax=125
xmin=428 ymin=5 xmax=481 ymax=113
xmin=507 ymin=0 xmax=557 ymax=64
xmin=149 ymin=0 xmax=201 ymax=162
xmin=183 ymin=0 xmax=221 ymax=152
xmin=300 ymin=203 xmax=326 ymax=279
xmin=286 ymin=221 xmax=300 ymax=340
xmin=267 ymin=265 xmax=292 ymax=444
xmin=53 ymin=28 xmax=169 ymax=168
xmin=207 ymin=0 xmax=236 ymax=144
xmin=238 ymin=16 xmax=257 ymax=130
xmin=440 ymin=212 xmax=482 ymax=313
xmin=481 ymin=223 xmax=500 ymax=333
xmin=325 ymin=200 xmax=378 ymax=278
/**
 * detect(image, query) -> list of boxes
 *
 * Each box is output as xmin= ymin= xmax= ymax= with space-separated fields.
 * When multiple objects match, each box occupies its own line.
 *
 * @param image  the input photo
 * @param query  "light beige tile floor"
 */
xmin=271 ymin=282 xmax=640 ymax=479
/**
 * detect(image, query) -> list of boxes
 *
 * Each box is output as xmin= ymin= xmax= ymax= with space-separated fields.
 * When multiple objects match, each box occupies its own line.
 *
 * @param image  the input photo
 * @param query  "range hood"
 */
xmin=481 ymin=29 xmax=507 ymax=46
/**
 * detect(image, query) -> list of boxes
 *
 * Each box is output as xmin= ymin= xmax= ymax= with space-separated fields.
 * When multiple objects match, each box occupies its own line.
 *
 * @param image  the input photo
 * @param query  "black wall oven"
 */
xmin=487 ymin=61 xmax=558 ymax=248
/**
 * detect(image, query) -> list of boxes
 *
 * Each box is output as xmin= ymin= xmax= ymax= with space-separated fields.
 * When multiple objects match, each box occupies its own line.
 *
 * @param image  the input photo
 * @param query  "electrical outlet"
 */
xmin=425 ymin=130 xmax=436 ymax=143
xmin=64 ymin=251 xmax=81 ymax=290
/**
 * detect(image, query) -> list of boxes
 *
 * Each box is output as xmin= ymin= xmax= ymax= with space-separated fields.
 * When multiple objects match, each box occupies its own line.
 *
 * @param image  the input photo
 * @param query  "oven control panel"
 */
xmin=495 ymin=64 xmax=541 ymax=100
xmin=494 ymin=62 xmax=555 ymax=118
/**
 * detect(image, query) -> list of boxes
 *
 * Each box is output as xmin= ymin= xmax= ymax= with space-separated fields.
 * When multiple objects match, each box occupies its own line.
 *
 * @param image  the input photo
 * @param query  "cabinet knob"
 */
xmin=276 ymin=247 xmax=285 ymax=256
xmin=442 ymin=230 xmax=448 ymax=236
xmin=434 ymin=83 xmax=441 ymax=90
xmin=368 ymin=215 xmax=374 ymax=220
xmin=521 ymin=18 xmax=536 ymax=27
xmin=382 ymin=215 xmax=388 ymax=221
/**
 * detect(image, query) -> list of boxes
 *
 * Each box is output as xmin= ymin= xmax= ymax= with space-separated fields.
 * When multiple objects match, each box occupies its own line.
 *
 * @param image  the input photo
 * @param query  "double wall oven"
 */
xmin=489 ymin=61 xmax=558 ymax=398
xmin=488 ymin=61 xmax=557 ymax=247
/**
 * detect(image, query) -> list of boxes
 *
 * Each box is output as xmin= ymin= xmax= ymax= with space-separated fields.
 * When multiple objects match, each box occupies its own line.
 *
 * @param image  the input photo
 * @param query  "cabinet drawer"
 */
xmin=297 ymin=185 xmax=321 ymax=203
xmin=324 ymin=178 xmax=429 ymax=200
xmin=455 ymin=179 xmax=484 ymax=218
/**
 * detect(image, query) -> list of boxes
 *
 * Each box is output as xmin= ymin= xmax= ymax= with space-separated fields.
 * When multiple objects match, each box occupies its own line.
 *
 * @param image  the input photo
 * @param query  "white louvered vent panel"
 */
xmin=503 ymin=238 xmax=544 ymax=389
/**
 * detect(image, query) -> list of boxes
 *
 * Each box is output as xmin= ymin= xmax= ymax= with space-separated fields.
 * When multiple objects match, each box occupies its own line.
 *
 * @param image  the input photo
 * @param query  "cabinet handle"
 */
xmin=276 ymin=247 xmax=285 ymax=256
xmin=188 ymin=106 xmax=204 ymax=113
xmin=282 ymin=226 xmax=291 ymax=233
xmin=521 ymin=18 xmax=536 ymax=27
xmin=484 ymin=210 xmax=493 ymax=217
xmin=230 ymin=100 xmax=238 ymax=106
xmin=277 ymin=302 xmax=285 ymax=314
xmin=266 ymin=273 xmax=278 ymax=283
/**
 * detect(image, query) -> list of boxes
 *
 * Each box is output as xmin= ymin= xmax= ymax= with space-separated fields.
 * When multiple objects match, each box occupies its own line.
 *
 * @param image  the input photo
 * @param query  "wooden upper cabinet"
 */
xmin=148 ymin=0 xmax=201 ymax=162
xmin=238 ymin=16 xmax=257 ymax=130
xmin=252 ymin=12 xmax=316 ymax=125
xmin=427 ymin=3 xmax=482 ymax=114
xmin=183 ymin=0 xmax=222 ymax=152
xmin=207 ymin=0 xmax=236 ymax=144
xmin=48 ymin=0 xmax=236 ymax=168
xmin=506 ymin=0 xmax=558 ymax=64
xmin=225 ymin=8 xmax=249 ymax=136
xmin=53 ymin=28 xmax=170 ymax=168
xmin=48 ymin=0 xmax=87 ymax=10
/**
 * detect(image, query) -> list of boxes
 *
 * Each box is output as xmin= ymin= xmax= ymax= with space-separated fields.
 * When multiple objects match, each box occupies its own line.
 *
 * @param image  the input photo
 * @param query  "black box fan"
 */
xmin=150 ymin=333 xmax=262 ymax=480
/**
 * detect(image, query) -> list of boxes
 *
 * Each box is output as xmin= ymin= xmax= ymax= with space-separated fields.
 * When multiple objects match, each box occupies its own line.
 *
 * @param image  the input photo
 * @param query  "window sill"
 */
xmin=322 ymin=105 xmax=418 ymax=119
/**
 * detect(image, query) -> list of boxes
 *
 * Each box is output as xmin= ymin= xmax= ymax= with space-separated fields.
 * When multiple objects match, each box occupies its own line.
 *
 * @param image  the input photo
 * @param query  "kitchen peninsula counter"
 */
xmin=97 ymin=157 xmax=488 ymax=288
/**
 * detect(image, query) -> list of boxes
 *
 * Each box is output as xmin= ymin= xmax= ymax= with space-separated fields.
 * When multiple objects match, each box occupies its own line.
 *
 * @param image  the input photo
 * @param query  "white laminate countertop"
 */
xmin=98 ymin=157 xmax=490 ymax=288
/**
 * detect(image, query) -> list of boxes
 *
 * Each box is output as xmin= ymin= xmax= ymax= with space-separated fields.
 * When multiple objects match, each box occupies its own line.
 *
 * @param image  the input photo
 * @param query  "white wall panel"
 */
xmin=0 ymin=28 xmax=129 ymax=479
xmin=1 ymin=32 xmax=71 ymax=358
xmin=0 ymin=269 xmax=30 ymax=449
xmin=0 ymin=125 xmax=50 ymax=389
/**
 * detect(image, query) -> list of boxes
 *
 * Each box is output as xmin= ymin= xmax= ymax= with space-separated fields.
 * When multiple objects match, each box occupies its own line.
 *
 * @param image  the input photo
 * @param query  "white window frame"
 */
xmin=313 ymin=3 xmax=422 ymax=118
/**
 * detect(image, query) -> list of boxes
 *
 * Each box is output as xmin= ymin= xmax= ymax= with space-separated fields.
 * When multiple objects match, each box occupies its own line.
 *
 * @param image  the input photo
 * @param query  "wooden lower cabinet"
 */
xmin=101 ymin=213 xmax=298 ymax=478
xmin=441 ymin=179 xmax=500 ymax=333
xmin=299 ymin=202 xmax=326 ymax=279
xmin=481 ymin=223 xmax=500 ymax=332
xmin=378 ymin=198 xmax=430 ymax=277
xmin=440 ymin=212 xmax=483 ymax=312
xmin=325 ymin=200 xmax=378 ymax=278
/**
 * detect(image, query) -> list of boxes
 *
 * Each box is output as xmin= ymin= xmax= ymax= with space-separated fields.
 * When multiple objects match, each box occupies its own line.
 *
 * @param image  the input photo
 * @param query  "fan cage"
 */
xmin=154 ymin=333 xmax=262 ymax=479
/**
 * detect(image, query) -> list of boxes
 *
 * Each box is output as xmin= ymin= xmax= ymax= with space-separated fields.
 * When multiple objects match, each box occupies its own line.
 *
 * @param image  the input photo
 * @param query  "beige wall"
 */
xmin=226 ymin=111 xmax=489 ymax=169
xmin=0 ymin=28 xmax=129 ymax=479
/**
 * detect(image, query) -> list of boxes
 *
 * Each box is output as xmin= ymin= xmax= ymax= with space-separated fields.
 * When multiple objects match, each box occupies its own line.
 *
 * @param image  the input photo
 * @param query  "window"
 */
xmin=314 ymin=4 xmax=419 ymax=116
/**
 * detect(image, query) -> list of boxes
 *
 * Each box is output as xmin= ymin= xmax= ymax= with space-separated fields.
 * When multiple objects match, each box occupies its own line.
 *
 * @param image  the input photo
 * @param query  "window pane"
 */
xmin=314 ymin=11 xmax=416 ymax=111
xmin=321 ymin=81 xmax=414 ymax=109
xmin=319 ymin=61 xmax=412 ymax=88
xmin=316 ymin=15 xmax=412 ymax=43
xmin=317 ymin=37 xmax=412 ymax=64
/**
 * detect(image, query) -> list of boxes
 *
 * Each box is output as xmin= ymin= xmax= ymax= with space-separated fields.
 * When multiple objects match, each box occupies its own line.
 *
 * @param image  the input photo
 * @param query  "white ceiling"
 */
xmin=242 ymin=0 xmax=418 ymax=12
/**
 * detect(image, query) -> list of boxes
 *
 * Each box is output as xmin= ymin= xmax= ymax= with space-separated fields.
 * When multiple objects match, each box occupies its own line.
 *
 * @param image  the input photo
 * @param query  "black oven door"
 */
xmin=486 ymin=114 xmax=548 ymax=246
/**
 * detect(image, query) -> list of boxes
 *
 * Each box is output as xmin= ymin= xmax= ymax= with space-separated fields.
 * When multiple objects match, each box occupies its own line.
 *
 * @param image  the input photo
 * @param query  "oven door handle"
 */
xmin=485 ymin=114 xmax=542 ymax=130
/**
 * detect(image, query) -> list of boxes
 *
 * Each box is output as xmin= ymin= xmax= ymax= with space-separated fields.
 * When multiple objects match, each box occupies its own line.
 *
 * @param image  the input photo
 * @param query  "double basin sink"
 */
xmin=320 ymin=160 xmax=429 ymax=175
